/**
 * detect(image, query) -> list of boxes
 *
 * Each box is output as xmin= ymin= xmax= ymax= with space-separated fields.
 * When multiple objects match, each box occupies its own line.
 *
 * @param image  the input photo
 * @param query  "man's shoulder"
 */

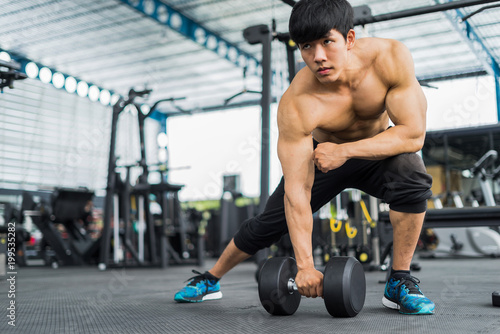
xmin=278 ymin=83 xmax=318 ymax=134
xmin=284 ymin=68 xmax=320 ymax=103
xmin=358 ymin=38 xmax=413 ymax=85
xmin=281 ymin=71 xmax=313 ymax=105
xmin=357 ymin=37 xmax=407 ymax=59
xmin=279 ymin=86 xmax=306 ymax=118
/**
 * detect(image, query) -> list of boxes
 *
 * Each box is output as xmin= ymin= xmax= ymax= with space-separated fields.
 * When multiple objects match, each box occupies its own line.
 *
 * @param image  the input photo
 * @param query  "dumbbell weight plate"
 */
xmin=493 ymin=291 xmax=500 ymax=307
xmin=258 ymin=257 xmax=301 ymax=315
xmin=323 ymin=256 xmax=366 ymax=317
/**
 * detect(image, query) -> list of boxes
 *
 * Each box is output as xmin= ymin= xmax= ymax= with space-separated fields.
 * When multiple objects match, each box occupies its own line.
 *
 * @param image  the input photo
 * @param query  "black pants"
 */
xmin=233 ymin=152 xmax=433 ymax=255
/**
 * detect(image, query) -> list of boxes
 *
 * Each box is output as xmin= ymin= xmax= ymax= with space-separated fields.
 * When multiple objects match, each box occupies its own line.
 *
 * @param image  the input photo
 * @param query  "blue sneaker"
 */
xmin=382 ymin=275 xmax=435 ymax=315
xmin=174 ymin=270 xmax=223 ymax=303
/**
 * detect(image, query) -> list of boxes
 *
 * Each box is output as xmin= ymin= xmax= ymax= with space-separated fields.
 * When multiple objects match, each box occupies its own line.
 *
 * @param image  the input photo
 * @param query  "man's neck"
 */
xmin=320 ymin=53 xmax=364 ymax=91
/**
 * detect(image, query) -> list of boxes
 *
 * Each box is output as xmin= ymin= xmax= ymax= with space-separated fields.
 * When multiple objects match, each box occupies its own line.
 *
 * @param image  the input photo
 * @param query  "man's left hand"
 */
xmin=313 ymin=142 xmax=347 ymax=173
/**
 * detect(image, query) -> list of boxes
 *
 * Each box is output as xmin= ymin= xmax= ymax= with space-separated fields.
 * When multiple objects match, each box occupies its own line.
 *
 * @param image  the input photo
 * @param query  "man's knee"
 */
xmin=233 ymin=216 xmax=287 ymax=255
xmin=382 ymin=153 xmax=432 ymax=213
xmin=383 ymin=153 xmax=427 ymax=177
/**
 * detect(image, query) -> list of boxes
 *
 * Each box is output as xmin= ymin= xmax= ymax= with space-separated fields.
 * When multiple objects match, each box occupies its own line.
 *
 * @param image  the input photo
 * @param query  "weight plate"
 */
xmin=258 ymin=257 xmax=301 ymax=315
xmin=493 ymin=291 xmax=500 ymax=307
xmin=255 ymin=260 xmax=265 ymax=283
xmin=323 ymin=256 xmax=366 ymax=317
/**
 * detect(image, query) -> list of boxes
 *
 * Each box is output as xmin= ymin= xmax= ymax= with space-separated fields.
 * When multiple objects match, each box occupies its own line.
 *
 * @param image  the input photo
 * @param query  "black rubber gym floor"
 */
xmin=0 ymin=257 xmax=499 ymax=334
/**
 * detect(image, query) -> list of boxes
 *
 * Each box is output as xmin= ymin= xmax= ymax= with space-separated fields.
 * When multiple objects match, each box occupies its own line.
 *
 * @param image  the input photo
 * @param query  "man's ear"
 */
xmin=346 ymin=29 xmax=355 ymax=50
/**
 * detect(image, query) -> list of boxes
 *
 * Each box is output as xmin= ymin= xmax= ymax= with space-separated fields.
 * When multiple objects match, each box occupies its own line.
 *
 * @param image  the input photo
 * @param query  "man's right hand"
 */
xmin=295 ymin=267 xmax=324 ymax=298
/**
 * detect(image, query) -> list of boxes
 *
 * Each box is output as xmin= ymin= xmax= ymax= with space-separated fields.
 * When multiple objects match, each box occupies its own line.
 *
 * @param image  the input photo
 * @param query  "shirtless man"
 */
xmin=175 ymin=0 xmax=435 ymax=315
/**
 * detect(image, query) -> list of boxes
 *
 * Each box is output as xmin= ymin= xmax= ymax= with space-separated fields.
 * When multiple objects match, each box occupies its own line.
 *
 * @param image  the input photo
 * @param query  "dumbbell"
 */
xmin=258 ymin=256 xmax=366 ymax=317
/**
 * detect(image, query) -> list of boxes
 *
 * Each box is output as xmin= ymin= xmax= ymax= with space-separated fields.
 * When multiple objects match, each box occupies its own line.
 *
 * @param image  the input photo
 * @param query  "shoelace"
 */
xmin=185 ymin=270 xmax=207 ymax=287
xmin=394 ymin=275 xmax=422 ymax=295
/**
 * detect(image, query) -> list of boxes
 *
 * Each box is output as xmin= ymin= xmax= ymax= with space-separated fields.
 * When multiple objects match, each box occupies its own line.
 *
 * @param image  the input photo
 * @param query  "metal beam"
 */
xmin=280 ymin=0 xmax=297 ymax=7
xmin=436 ymin=0 xmax=500 ymax=121
xmin=281 ymin=0 xmax=500 ymax=26
xmin=354 ymin=0 xmax=500 ymax=25
xmin=242 ymin=24 xmax=273 ymax=212
xmin=418 ymin=69 xmax=488 ymax=83
xmin=260 ymin=27 xmax=273 ymax=212
xmin=119 ymin=0 xmax=260 ymax=73
xmin=461 ymin=3 xmax=500 ymax=21
xmin=150 ymin=97 xmax=277 ymax=122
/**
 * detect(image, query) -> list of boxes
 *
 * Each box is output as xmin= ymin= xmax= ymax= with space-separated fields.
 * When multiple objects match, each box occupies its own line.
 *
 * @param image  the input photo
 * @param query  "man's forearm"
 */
xmin=343 ymin=125 xmax=424 ymax=160
xmin=284 ymin=194 xmax=314 ymax=270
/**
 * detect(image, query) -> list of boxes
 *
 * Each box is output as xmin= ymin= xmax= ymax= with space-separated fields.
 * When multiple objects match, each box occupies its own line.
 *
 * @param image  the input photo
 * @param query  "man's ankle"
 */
xmin=390 ymin=268 xmax=410 ymax=280
xmin=205 ymin=271 xmax=220 ymax=282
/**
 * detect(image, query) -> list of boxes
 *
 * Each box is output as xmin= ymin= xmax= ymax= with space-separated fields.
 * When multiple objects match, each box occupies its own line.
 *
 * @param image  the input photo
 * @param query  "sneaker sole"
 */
xmin=382 ymin=296 xmax=434 ymax=315
xmin=175 ymin=291 xmax=223 ymax=303
xmin=203 ymin=291 xmax=223 ymax=301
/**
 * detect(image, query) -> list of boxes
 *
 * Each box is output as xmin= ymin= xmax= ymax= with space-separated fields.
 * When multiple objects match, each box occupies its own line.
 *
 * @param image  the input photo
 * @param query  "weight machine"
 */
xmin=19 ymin=188 xmax=99 ymax=267
xmin=98 ymin=89 xmax=204 ymax=270
xmin=317 ymin=190 xmax=380 ymax=270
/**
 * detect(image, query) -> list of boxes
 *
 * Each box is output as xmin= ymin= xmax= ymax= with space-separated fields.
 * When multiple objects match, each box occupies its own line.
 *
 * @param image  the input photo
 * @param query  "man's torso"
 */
xmin=287 ymin=38 xmax=395 ymax=143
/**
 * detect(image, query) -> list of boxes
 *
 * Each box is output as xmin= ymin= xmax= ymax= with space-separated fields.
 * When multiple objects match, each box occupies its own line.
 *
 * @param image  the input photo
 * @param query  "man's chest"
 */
xmin=313 ymin=80 xmax=388 ymax=133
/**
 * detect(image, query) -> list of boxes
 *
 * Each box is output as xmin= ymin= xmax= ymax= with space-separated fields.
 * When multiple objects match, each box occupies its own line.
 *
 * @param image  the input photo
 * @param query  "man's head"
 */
xmin=289 ymin=0 xmax=354 ymax=44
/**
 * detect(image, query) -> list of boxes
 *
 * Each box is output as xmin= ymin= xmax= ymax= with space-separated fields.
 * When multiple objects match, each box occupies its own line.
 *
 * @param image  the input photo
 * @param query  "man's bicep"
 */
xmin=385 ymin=42 xmax=427 ymax=135
xmin=386 ymin=82 xmax=426 ymax=126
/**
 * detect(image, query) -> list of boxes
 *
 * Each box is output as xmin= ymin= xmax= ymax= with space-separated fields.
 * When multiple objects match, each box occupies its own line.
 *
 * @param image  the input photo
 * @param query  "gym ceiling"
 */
xmin=1 ymin=0 xmax=500 ymax=115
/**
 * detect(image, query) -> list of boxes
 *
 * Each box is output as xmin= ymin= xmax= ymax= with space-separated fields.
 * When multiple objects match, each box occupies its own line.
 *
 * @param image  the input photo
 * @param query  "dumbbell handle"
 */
xmin=288 ymin=278 xmax=298 ymax=294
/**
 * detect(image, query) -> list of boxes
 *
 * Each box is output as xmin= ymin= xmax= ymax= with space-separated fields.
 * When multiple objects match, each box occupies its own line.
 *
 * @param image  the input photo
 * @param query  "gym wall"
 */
xmin=0 ymin=79 xmax=160 ymax=193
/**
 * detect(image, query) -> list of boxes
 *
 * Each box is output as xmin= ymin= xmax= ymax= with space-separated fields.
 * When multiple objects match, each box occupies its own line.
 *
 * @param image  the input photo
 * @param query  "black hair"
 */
xmin=289 ymin=0 xmax=354 ymax=44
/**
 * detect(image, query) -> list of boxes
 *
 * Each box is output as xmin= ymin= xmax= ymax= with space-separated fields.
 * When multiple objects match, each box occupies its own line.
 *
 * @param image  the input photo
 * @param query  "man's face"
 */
xmin=298 ymin=29 xmax=355 ymax=83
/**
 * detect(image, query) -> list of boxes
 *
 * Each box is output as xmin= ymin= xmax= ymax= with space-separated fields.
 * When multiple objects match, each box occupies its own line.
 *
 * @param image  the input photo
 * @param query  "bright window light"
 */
xmin=207 ymin=35 xmax=217 ymax=50
xmin=195 ymin=28 xmax=206 ymax=44
xmin=25 ymin=62 xmax=39 ymax=79
xmin=143 ymin=0 xmax=155 ymax=14
xmin=52 ymin=72 xmax=65 ymax=89
xmin=110 ymin=94 xmax=121 ymax=106
xmin=228 ymin=47 xmax=238 ymax=62
xmin=77 ymin=81 xmax=89 ymax=97
xmin=218 ymin=41 xmax=227 ymax=57
xmin=65 ymin=76 xmax=77 ymax=93
xmin=157 ymin=132 xmax=169 ymax=147
xmin=125 ymin=104 xmax=138 ymax=116
xmin=158 ymin=148 xmax=168 ymax=162
xmin=140 ymin=104 xmax=150 ymax=115
xmin=238 ymin=55 xmax=247 ymax=67
xmin=88 ymin=85 xmax=100 ymax=102
xmin=247 ymin=59 xmax=257 ymax=74
xmin=157 ymin=5 xmax=168 ymax=23
xmin=0 ymin=51 xmax=11 ymax=62
xmin=99 ymin=89 xmax=111 ymax=105
xmin=170 ymin=13 xmax=182 ymax=30
xmin=39 ymin=67 xmax=52 ymax=83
